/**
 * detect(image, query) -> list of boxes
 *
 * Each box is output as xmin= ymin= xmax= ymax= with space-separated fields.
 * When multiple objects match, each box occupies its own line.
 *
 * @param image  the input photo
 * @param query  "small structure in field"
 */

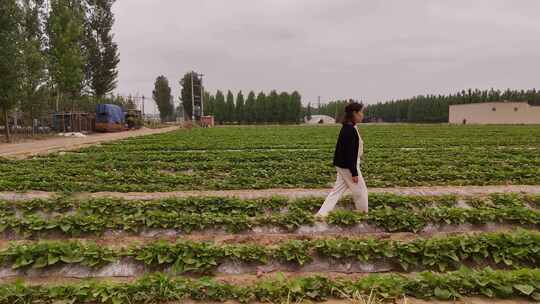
xmin=52 ymin=112 xmax=95 ymax=133
xmin=305 ymin=115 xmax=336 ymax=124
xmin=449 ymin=101 xmax=540 ymax=124
xmin=95 ymin=104 xmax=125 ymax=132
xmin=200 ymin=116 xmax=214 ymax=128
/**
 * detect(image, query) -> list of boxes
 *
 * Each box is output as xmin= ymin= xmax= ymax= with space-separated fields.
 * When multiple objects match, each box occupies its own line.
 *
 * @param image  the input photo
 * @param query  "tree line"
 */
xmin=0 ymin=0 xmax=120 ymax=141
xmin=364 ymin=89 xmax=540 ymax=123
xmin=204 ymin=90 xmax=303 ymax=124
xmin=152 ymin=74 xmax=304 ymax=124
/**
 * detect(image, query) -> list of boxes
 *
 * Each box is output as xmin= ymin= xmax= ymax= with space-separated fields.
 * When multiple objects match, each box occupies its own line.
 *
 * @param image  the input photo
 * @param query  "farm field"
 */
xmin=0 ymin=124 xmax=539 ymax=192
xmin=0 ymin=193 xmax=539 ymax=302
xmin=1 ymin=125 xmax=540 ymax=303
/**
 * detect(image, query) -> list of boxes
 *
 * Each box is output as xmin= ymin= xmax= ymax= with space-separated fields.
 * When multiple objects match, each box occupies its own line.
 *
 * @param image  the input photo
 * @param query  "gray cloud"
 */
xmin=112 ymin=0 xmax=540 ymax=112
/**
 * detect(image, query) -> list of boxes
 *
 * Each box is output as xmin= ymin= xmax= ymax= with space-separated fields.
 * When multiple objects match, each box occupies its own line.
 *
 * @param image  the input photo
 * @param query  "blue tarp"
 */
xmin=96 ymin=104 xmax=125 ymax=124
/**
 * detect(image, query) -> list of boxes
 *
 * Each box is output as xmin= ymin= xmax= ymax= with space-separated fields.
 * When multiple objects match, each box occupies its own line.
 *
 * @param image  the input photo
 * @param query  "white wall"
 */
xmin=449 ymin=102 xmax=540 ymax=124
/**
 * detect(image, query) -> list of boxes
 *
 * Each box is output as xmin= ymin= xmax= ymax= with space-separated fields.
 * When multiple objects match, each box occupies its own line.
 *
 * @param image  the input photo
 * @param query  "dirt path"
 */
xmin=0 ymin=126 xmax=179 ymax=159
xmin=1 ymin=185 xmax=539 ymax=202
xmin=78 ymin=184 xmax=540 ymax=200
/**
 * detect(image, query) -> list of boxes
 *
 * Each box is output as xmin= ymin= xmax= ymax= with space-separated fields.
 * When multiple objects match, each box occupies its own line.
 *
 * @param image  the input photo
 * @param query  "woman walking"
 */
xmin=316 ymin=102 xmax=368 ymax=217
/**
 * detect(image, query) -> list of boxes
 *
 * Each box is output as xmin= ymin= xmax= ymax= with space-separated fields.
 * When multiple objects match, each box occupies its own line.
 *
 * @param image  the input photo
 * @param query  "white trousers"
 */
xmin=316 ymin=166 xmax=368 ymax=217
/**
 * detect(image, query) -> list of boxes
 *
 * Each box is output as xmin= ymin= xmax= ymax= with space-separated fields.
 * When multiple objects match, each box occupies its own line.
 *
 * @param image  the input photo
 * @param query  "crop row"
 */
xmin=0 ymin=204 xmax=538 ymax=237
xmin=0 ymin=194 xmax=461 ymax=216
xmin=1 ymin=125 xmax=539 ymax=192
xmin=1 ymin=268 xmax=540 ymax=302
xmin=1 ymin=193 xmax=536 ymax=216
xmin=1 ymin=231 xmax=538 ymax=273
xmin=95 ymin=125 xmax=540 ymax=151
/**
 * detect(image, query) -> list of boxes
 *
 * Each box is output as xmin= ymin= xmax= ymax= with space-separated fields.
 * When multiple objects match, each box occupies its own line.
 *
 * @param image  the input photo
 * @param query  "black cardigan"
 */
xmin=332 ymin=123 xmax=360 ymax=177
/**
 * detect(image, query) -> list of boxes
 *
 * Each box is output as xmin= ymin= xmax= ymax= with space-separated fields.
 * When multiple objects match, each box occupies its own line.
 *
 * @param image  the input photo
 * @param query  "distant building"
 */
xmin=449 ymin=102 xmax=540 ymax=124
xmin=305 ymin=115 xmax=336 ymax=124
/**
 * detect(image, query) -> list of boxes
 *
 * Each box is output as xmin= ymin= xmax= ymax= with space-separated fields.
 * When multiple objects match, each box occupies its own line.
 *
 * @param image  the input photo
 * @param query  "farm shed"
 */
xmin=52 ymin=112 xmax=95 ymax=133
xmin=449 ymin=102 xmax=540 ymax=124
xmin=305 ymin=115 xmax=336 ymax=124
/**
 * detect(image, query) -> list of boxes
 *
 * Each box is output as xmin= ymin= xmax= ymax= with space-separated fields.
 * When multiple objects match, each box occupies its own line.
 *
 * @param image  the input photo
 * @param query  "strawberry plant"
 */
xmin=0 ymin=268 xmax=540 ymax=302
xmin=1 ymin=125 xmax=539 ymax=192
xmin=0 ymin=231 xmax=537 ymax=273
xmin=273 ymin=240 xmax=312 ymax=266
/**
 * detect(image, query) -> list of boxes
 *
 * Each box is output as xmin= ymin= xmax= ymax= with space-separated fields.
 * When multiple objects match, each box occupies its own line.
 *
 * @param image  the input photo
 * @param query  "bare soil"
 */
xmin=1 ymin=185 xmax=539 ymax=202
xmin=0 ymin=230 xmax=484 ymax=250
xmin=0 ymin=229 xmax=518 ymax=249
xmin=78 ymin=185 xmax=540 ymax=200
xmin=0 ymin=126 xmax=179 ymax=159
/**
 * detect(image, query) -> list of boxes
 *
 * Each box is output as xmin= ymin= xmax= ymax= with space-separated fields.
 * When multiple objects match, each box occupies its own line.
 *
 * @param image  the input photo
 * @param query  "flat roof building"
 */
xmin=449 ymin=102 xmax=540 ymax=124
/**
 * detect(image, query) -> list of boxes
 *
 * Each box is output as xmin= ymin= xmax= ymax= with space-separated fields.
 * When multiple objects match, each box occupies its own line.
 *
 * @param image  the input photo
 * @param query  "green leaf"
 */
xmin=480 ymin=287 xmax=494 ymax=298
xmin=514 ymin=284 xmax=534 ymax=295
xmin=32 ymin=256 xmax=48 ymax=269
xmin=112 ymin=297 xmax=123 ymax=304
xmin=60 ymin=255 xmax=84 ymax=264
xmin=434 ymin=287 xmax=452 ymax=300
xmin=13 ymin=256 xmax=33 ymax=269
xmin=157 ymin=254 xmax=169 ymax=264
xmin=59 ymin=223 xmax=72 ymax=232
xmin=48 ymin=254 xmax=60 ymax=265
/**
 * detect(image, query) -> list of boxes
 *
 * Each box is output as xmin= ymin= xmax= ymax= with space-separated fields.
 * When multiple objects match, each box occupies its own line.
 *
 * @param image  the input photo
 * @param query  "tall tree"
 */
xmin=179 ymin=73 xmax=193 ymax=120
xmin=244 ymin=91 xmax=256 ymax=124
xmin=306 ymin=102 xmax=312 ymax=122
xmin=267 ymin=90 xmax=279 ymax=123
xmin=236 ymin=91 xmax=245 ymax=124
xmin=20 ymin=0 xmax=48 ymax=132
xmin=214 ymin=90 xmax=226 ymax=124
xmin=225 ymin=90 xmax=235 ymax=123
xmin=0 ymin=0 xmax=23 ymax=142
xmin=277 ymin=92 xmax=289 ymax=123
xmin=152 ymin=75 xmax=173 ymax=122
xmin=203 ymin=91 xmax=213 ymax=115
xmin=47 ymin=0 xmax=86 ymax=110
xmin=179 ymin=72 xmax=203 ymax=120
xmin=255 ymin=92 xmax=266 ymax=123
xmin=84 ymin=0 xmax=119 ymax=99
xmin=291 ymin=91 xmax=302 ymax=123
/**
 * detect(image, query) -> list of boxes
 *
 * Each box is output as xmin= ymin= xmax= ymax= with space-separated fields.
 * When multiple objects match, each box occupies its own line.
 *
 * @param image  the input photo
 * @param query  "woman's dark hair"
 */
xmin=342 ymin=102 xmax=364 ymax=124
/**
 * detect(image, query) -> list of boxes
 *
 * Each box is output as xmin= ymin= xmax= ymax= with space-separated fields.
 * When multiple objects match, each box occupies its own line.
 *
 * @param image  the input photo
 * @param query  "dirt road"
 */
xmin=0 ymin=126 xmax=179 ymax=159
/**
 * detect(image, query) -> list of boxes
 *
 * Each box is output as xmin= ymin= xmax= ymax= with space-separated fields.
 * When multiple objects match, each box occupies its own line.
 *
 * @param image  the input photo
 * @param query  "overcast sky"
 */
xmin=112 ymin=0 xmax=540 ymax=112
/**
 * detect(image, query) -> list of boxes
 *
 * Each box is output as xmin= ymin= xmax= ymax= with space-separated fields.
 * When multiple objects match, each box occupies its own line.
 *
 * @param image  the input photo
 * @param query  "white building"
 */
xmin=449 ymin=102 xmax=540 ymax=124
xmin=305 ymin=114 xmax=336 ymax=124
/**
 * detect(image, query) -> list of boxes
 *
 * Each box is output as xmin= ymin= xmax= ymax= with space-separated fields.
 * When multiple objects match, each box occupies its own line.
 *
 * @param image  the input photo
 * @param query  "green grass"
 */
xmin=0 ymin=124 xmax=539 ymax=192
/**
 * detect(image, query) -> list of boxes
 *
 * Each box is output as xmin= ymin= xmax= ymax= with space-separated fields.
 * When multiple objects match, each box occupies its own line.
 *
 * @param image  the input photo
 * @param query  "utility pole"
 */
xmin=199 ymin=74 xmax=204 ymax=117
xmin=335 ymin=100 xmax=338 ymax=123
xmin=190 ymin=72 xmax=195 ymax=121
xmin=142 ymin=95 xmax=145 ymax=117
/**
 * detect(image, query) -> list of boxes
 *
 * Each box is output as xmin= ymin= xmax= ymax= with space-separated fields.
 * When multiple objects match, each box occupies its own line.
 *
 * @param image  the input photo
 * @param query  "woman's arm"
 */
xmin=342 ymin=127 xmax=359 ymax=177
